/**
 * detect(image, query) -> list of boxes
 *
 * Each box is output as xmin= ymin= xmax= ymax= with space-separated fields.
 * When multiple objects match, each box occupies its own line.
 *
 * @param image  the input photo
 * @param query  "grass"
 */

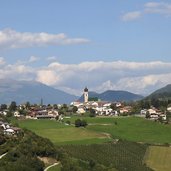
xmin=47 ymin=164 xmax=61 ymax=171
xmin=86 ymin=117 xmax=171 ymax=144
xmin=145 ymin=146 xmax=171 ymax=171
xmin=17 ymin=116 xmax=171 ymax=144
xmin=17 ymin=119 xmax=111 ymax=145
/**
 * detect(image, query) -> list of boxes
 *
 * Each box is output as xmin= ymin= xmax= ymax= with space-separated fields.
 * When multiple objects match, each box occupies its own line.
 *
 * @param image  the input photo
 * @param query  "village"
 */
xmin=0 ymin=87 xmax=171 ymax=136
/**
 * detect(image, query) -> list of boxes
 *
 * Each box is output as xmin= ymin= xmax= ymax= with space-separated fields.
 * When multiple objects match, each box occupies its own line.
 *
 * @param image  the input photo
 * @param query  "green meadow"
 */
xmin=17 ymin=116 xmax=171 ymax=145
xmin=17 ymin=119 xmax=110 ymax=145
xmin=65 ymin=116 xmax=171 ymax=144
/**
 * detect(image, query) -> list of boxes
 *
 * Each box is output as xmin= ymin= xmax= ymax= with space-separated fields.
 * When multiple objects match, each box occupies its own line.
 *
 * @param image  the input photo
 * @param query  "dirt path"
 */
xmin=0 ymin=153 xmax=7 ymax=159
xmin=44 ymin=162 xmax=59 ymax=171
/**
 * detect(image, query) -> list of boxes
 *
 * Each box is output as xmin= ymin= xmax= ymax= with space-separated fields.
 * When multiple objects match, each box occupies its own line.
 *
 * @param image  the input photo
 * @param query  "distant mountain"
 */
xmin=146 ymin=84 xmax=171 ymax=100
xmin=0 ymin=79 xmax=78 ymax=104
xmin=79 ymin=90 xmax=143 ymax=102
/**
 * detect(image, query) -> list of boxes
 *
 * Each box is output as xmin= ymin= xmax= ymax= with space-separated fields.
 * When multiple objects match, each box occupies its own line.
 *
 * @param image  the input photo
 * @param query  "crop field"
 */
xmin=17 ymin=119 xmax=110 ymax=145
xmin=61 ymin=141 xmax=153 ymax=171
xmin=145 ymin=146 xmax=171 ymax=171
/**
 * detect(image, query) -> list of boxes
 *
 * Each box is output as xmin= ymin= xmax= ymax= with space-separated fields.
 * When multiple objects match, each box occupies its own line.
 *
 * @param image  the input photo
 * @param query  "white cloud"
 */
xmin=122 ymin=11 xmax=142 ymax=21
xmin=35 ymin=60 xmax=171 ymax=95
xmin=144 ymin=2 xmax=171 ymax=15
xmin=36 ymin=70 xmax=60 ymax=86
xmin=0 ymin=28 xmax=90 ymax=50
xmin=46 ymin=56 xmax=58 ymax=61
xmin=29 ymin=56 xmax=39 ymax=63
xmin=122 ymin=1 xmax=171 ymax=21
xmin=0 ymin=57 xmax=5 ymax=65
xmin=0 ymin=60 xmax=171 ymax=96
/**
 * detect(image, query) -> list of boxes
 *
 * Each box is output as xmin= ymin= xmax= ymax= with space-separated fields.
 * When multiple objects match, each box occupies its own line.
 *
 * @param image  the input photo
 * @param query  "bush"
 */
xmin=75 ymin=119 xmax=88 ymax=127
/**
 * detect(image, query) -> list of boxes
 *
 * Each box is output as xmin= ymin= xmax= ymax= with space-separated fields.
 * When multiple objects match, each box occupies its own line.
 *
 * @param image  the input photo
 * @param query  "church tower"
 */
xmin=84 ymin=87 xmax=88 ymax=103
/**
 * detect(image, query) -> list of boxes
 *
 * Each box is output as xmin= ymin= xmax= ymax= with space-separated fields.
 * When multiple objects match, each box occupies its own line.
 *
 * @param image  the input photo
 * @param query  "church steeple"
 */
xmin=84 ymin=87 xmax=88 ymax=103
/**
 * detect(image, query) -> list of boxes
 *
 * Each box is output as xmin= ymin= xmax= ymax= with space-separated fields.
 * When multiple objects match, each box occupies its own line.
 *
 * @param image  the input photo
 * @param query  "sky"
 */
xmin=0 ymin=0 xmax=171 ymax=96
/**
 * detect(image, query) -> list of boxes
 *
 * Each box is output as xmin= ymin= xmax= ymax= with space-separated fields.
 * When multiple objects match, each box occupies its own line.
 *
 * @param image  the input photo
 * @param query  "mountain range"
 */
xmin=0 ymin=79 xmax=170 ymax=104
xmin=146 ymin=84 xmax=171 ymax=100
xmin=0 ymin=79 xmax=78 ymax=104
xmin=79 ymin=90 xmax=143 ymax=102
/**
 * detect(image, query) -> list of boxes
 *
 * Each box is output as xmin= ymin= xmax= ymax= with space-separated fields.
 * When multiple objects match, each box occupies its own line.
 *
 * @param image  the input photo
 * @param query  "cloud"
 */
xmin=37 ymin=70 xmax=59 ymax=85
xmin=122 ymin=1 xmax=171 ymax=21
xmin=0 ymin=28 xmax=90 ymax=50
xmin=0 ymin=57 xmax=5 ymax=65
xmin=35 ymin=60 xmax=171 ymax=95
xmin=46 ymin=56 xmax=58 ymax=61
xmin=122 ymin=11 xmax=142 ymax=21
xmin=144 ymin=2 xmax=171 ymax=15
xmin=29 ymin=56 xmax=39 ymax=63
xmin=0 ymin=60 xmax=171 ymax=96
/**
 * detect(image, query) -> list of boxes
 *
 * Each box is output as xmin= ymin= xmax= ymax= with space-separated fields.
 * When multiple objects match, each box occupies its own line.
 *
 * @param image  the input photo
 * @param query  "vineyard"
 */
xmin=60 ymin=140 xmax=153 ymax=171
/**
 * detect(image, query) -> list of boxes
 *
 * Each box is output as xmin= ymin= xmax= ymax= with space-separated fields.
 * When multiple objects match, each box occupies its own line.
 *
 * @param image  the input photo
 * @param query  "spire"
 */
xmin=84 ymin=87 xmax=88 ymax=92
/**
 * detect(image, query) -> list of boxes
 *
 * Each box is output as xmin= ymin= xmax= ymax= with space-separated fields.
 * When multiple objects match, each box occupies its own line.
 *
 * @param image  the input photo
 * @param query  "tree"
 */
xmin=89 ymin=108 xmax=96 ymax=117
xmin=9 ymin=101 xmax=17 ymax=111
xmin=72 ymin=106 xmax=78 ymax=113
xmin=145 ymin=111 xmax=150 ymax=119
xmin=81 ymin=120 xmax=87 ymax=127
xmin=110 ymin=103 xmax=117 ymax=110
xmin=53 ymin=104 xmax=58 ymax=109
xmin=25 ymin=102 xmax=30 ymax=109
xmin=0 ymin=104 xmax=7 ymax=111
xmin=75 ymin=119 xmax=82 ymax=127
xmin=75 ymin=119 xmax=88 ymax=127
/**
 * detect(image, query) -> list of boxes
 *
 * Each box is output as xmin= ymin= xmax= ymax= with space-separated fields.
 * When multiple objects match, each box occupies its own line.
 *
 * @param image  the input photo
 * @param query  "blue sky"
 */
xmin=0 ymin=0 xmax=171 ymax=95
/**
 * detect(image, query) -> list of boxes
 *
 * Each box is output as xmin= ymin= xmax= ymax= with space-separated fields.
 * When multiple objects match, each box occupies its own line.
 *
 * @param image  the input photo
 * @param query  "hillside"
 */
xmin=0 ymin=79 xmax=78 ymax=104
xmin=79 ymin=90 xmax=143 ymax=102
xmin=146 ymin=84 xmax=171 ymax=100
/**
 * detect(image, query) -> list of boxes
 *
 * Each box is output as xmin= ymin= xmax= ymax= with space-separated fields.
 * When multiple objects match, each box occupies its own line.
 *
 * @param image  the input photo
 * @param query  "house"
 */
xmin=140 ymin=109 xmax=147 ymax=115
xmin=4 ymin=127 xmax=21 ymax=135
xmin=116 ymin=102 xmax=122 ymax=108
xmin=14 ymin=111 xmax=20 ymax=117
xmin=4 ymin=128 xmax=15 ymax=135
xmin=150 ymin=113 xmax=159 ymax=120
xmin=0 ymin=122 xmax=10 ymax=130
xmin=167 ymin=107 xmax=171 ymax=112
xmin=77 ymin=108 xmax=86 ymax=114
xmin=120 ymin=106 xmax=132 ymax=114
xmin=148 ymin=108 xmax=157 ymax=114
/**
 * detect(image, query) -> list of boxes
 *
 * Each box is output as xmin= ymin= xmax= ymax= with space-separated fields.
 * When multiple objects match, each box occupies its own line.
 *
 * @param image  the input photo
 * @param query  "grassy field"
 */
xmin=145 ymin=146 xmax=171 ymax=171
xmin=66 ymin=116 xmax=171 ymax=144
xmin=17 ymin=119 xmax=110 ymax=145
xmin=17 ymin=116 xmax=171 ymax=144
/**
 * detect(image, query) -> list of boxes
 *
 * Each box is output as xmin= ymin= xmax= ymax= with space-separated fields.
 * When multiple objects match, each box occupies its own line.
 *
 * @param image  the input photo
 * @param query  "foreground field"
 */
xmin=145 ymin=146 xmax=171 ymax=171
xmin=18 ymin=119 xmax=110 ymax=145
xmin=61 ymin=141 xmax=153 ymax=171
xmin=17 ymin=116 xmax=171 ymax=144
xmin=64 ymin=116 xmax=171 ymax=144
